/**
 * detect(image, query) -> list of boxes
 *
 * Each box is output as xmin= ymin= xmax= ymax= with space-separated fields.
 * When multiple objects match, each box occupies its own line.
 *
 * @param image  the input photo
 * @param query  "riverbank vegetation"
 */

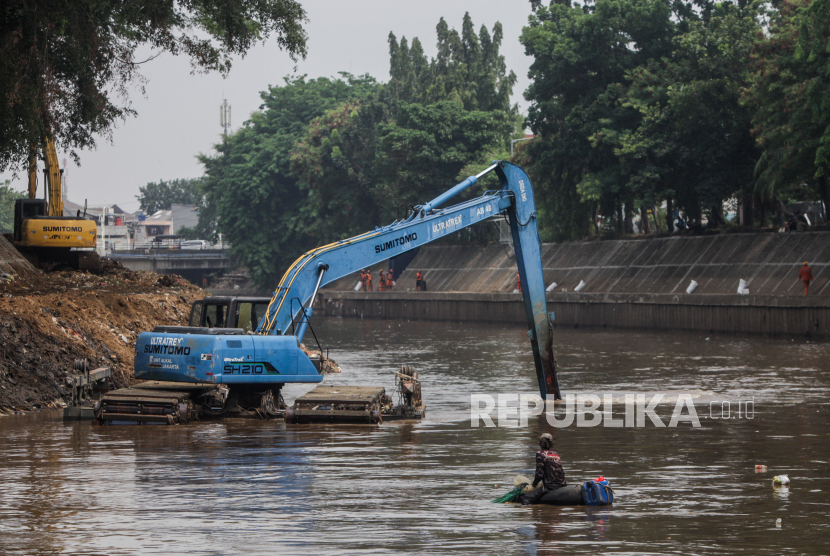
xmin=187 ymin=2 xmax=829 ymax=288
xmin=0 ymin=0 xmax=308 ymax=173
xmin=197 ymin=14 xmax=520 ymax=287
xmin=1 ymin=1 xmax=828 ymax=286
xmin=521 ymin=0 xmax=830 ymax=241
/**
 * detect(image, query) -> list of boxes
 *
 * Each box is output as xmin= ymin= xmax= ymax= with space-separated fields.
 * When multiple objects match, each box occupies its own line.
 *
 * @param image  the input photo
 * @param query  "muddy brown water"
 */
xmin=1 ymin=318 xmax=828 ymax=555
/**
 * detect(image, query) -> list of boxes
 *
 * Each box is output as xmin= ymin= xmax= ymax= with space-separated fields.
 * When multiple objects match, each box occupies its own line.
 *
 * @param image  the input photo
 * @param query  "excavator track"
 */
xmin=97 ymin=385 xmax=195 ymax=424
xmin=96 ymin=381 xmax=217 ymax=425
xmin=95 ymin=381 xmax=287 ymax=424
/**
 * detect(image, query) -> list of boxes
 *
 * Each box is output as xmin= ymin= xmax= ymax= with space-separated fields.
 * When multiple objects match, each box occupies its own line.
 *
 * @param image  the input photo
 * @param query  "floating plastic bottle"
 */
xmin=775 ymin=518 xmax=782 ymax=528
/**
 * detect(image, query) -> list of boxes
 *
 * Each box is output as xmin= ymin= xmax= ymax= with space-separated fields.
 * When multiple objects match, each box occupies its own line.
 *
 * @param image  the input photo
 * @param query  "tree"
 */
xmin=521 ymin=0 xmax=677 ymax=239
xmin=615 ymin=2 xmax=762 ymax=225
xmin=0 ymin=181 xmax=26 ymax=234
xmin=745 ymin=0 xmax=830 ymax=217
xmin=522 ymin=0 xmax=763 ymax=237
xmin=203 ymin=15 xmax=518 ymax=290
xmin=137 ymin=178 xmax=205 ymax=214
xmin=290 ymin=99 xmax=387 ymax=245
xmin=0 ymin=0 xmax=307 ymax=173
xmin=386 ymin=13 xmax=517 ymax=113
xmin=373 ymin=101 xmax=513 ymax=218
xmin=176 ymin=226 xmax=201 ymax=240
xmin=291 ymin=15 xmax=517 ymax=248
xmin=199 ymin=74 xmax=379 ymax=289
xmin=291 ymin=99 xmax=512 ymax=243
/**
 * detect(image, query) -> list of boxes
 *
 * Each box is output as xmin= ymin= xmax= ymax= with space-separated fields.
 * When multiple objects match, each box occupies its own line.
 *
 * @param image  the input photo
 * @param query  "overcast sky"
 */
xmin=2 ymin=0 xmax=536 ymax=210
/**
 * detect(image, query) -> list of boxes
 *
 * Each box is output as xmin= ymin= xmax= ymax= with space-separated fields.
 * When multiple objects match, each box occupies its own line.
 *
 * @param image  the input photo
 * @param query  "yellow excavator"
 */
xmin=12 ymin=137 xmax=100 ymax=271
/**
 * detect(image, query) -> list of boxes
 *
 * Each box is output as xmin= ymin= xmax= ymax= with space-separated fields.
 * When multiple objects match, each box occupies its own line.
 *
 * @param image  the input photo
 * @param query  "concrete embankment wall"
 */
xmin=321 ymin=233 xmax=830 ymax=338
xmin=392 ymin=233 xmax=830 ymax=296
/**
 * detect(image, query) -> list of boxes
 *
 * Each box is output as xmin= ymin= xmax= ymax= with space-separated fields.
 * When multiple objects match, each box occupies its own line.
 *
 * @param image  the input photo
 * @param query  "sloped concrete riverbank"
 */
xmin=322 ymin=233 xmax=830 ymax=338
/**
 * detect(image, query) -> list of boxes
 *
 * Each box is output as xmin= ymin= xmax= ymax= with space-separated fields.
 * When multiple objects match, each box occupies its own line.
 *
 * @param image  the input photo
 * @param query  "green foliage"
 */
xmin=199 ymin=74 xmax=379 ymax=288
xmin=176 ymin=226 xmax=201 ymax=240
xmin=745 ymin=0 xmax=830 ymax=212
xmin=386 ymin=13 xmax=517 ymax=113
xmin=374 ymin=102 xmax=512 ymax=216
xmin=0 ymin=181 xmax=26 ymax=234
xmin=615 ymin=2 xmax=762 ymax=218
xmin=290 ymin=100 xmax=512 ymax=247
xmin=0 ymin=0 xmax=307 ymax=173
xmin=290 ymin=99 xmax=386 ymax=244
xmin=137 ymin=178 xmax=205 ymax=214
xmin=202 ymin=15 xmax=518 ymax=290
xmin=521 ymin=0 xmax=765 ymax=236
xmin=521 ymin=0 xmax=676 ymax=238
xmin=799 ymin=0 xmax=830 ymax=179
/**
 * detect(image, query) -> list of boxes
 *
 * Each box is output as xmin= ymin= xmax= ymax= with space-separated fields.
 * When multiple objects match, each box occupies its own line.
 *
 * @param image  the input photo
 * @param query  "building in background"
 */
xmin=64 ymin=200 xmax=133 ymax=251
xmin=61 ymin=200 xmax=205 ymax=252
xmin=171 ymin=204 xmax=199 ymax=233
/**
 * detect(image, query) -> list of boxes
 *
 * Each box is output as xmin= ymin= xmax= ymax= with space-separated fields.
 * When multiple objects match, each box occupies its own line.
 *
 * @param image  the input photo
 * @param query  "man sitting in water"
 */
xmin=519 ymin=433 xmax=567 ymax=505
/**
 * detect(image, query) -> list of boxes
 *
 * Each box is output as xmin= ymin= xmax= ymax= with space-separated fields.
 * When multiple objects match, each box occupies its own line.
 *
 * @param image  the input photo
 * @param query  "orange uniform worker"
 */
xmin=799 ymin=262 xmax=813 ymax=295
xmin=386 ymin=269 xmax=394 ymax=290
xmin=368 ymin=271 xmax=374 ymax=292
xmin=378 ymin=269 xmax=386 ymax=291
xmin=360 ymin=270 xmax=367 ymax=291
xmin=517 ymin=271 xmax=522 ymax=293
xmin=415 ymin=270 xmax=423 ymax=291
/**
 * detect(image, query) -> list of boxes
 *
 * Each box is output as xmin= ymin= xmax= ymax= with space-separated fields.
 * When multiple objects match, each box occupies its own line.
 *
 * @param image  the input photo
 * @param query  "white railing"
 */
xmin=105 ymin=240 xmax=230 ymax=252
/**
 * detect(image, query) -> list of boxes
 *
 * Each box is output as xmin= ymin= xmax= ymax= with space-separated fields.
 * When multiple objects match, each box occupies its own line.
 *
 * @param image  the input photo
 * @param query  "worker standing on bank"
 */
xmin=378 ymin=269 xmax=385 ymax=292
xmin=367 ymin=270 xmax=373 ymax=292
xmin=387 ymin=269 xmax=394 ymax=291
xmin=415 ymin=270 xmax=423 ymax=291
xmin=360 ymin=269 xmax=367 ymax=292
xmin=799 ymin=262 xmax=813 ymax=295
xmin=517 ymin=271 xmax=522 ymax=293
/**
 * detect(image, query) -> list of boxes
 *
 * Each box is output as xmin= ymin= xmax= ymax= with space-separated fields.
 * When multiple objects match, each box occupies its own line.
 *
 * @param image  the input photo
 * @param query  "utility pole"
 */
xmin=220 ymin=99 xmax=232 ymax=137
xmin=101 ymin=207 xmax=108 ymax=257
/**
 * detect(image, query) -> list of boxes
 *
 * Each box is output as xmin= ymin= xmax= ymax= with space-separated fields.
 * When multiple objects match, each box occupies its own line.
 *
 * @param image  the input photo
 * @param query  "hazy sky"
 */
xmin=2 ymin=0 xmax=536 ymax=210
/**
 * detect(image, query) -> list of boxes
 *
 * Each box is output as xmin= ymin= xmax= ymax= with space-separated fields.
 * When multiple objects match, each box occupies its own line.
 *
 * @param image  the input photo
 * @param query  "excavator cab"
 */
xmin=188 ymin=297 xmax=271 ymax=332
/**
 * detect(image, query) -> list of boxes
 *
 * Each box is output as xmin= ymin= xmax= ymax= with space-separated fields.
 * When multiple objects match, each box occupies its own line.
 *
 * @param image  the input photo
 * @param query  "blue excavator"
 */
xmin=101 ymin=162 xmax=559 ymax=424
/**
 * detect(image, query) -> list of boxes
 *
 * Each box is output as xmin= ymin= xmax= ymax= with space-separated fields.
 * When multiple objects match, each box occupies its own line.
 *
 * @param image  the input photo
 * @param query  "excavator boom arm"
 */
xmin=257 ymin=161 xmax=560 ymax=399
xmin=25 ymin=137 xmax=64 ymax=216
xmin=43 ymin=137 xmax=63 ymax=217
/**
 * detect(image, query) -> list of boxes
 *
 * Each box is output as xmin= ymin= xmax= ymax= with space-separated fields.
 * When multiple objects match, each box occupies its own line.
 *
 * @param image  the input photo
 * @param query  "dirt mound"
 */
xmin=155 ymin=273 xmax=188 ymax=288
xmin=0 ymin=234 xmax=38 ymax=278
xmin=0 ymin=262 xmax=203 ymax=413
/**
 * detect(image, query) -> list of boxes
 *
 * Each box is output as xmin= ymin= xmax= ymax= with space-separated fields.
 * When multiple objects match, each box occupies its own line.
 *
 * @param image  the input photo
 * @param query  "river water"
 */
xmin=0 ymin=318 xmax=828 ymax=555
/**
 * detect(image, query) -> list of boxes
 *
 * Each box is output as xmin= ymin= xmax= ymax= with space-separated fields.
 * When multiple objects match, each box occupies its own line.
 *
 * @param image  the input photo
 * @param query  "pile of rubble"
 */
xmin=0 ymin=261 xmax=202 ymax=413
